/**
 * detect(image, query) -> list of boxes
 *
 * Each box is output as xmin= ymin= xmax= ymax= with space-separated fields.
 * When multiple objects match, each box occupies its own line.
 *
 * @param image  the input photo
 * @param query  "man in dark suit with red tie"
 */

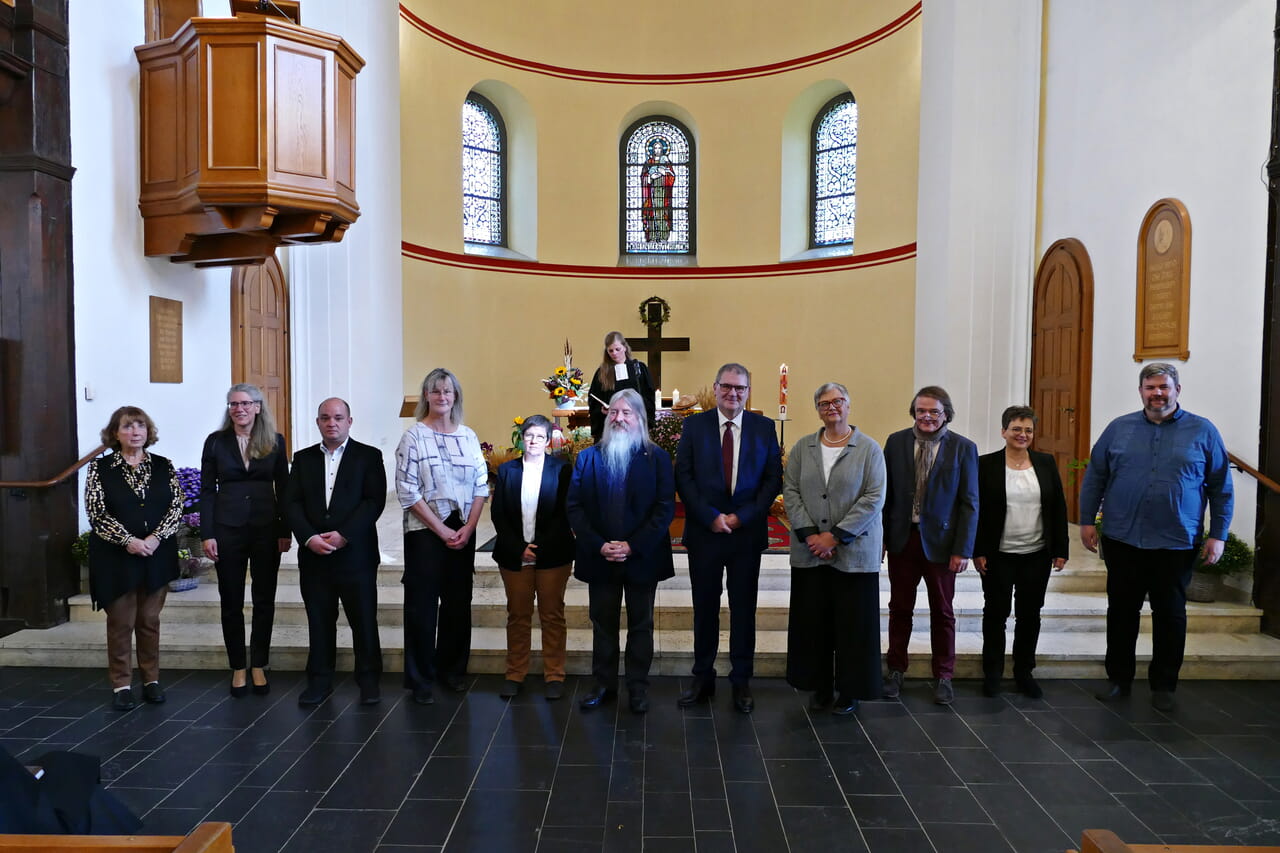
xmin=284 ymin=398 xmax=387 ymax=707
xmin=675 ymin=363 xmax=783 ymax=713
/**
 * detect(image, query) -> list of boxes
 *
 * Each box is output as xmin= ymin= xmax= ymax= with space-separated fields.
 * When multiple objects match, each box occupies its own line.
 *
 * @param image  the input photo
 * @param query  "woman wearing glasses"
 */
xmin=490 ymin=414 xmax=575 ymax=700
xmin=782 ymin=383 xmax=886 ymax=715
xmin=200 ymin=384 xmax=291 ymax=697
xmin=973 ymin=406 xmax=1068 ymax=698
xmin=396 ymin=368 xmax=489 ymax=705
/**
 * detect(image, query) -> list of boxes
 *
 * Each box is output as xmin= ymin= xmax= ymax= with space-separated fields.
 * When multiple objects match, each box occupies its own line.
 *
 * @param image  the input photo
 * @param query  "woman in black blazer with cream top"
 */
xmin=200 ymin=383 xmax=291 ymax=697
xmin=973 ymin=405 xmax=1068 ymax=699
xmin=491 ymin=415 xmax=575 ymax=700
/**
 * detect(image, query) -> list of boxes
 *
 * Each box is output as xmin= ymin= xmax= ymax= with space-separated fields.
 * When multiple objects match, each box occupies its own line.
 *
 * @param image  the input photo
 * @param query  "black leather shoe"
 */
xmin=298 ymin=686 xmax=333 ymax=708
xmin=445 ymin=675 xmax=468 ymax=693
xmin=831 ymin=695 xmax=859 ymax=716
xmin=1095 ymin=682 xmax=1131 ymax=702
xmin=1015 ymin=676 xmax=1043 ymax=699
xmin=544 ymin=681 xmax=564 ymax=701
xmin=142 ymin=682 xmax=166 ymax=704
xmin=112 ymin=688 xmax=135 ymax=711
xmin=500 ymin=679 xmax=522 ymax=699
xmin=629 ymin=691 xmax=650 ymax=715
xmin=809 ymin=691 xmax=834 ymax=712
xmin=1151 ymin=690 xmax=1176 ymax=712
xmin=982 ymin=678 xmax=1001 ymax=698
xmin=229 ymin=682 xmax=248 ymax=699
xmin=677 ymin=679 xmax=715 ymax=707
xmin=732 ymin=683 xmax=754 ymax=714
xmin=579 ymin=684 xmax=616 ymax=710
xmin=412 ymin=688 xmax=434 ymax=706
xmin=359 ymin=686 xmax=381 ymax=706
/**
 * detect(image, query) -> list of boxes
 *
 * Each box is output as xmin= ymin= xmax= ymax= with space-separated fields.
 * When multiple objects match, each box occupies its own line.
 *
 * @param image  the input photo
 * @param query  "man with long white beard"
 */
xmin=567 ymin=388 xmax=675 ymax=714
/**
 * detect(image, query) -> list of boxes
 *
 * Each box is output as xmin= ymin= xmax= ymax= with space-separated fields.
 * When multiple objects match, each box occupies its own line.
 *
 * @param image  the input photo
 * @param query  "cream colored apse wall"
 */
xmin=399 ymin=1 xmax=923 ymax=450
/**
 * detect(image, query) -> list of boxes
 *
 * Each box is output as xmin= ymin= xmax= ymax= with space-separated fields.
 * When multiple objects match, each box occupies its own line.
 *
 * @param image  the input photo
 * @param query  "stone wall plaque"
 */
xmin=149 ymin=296 xmax=183 ymax=383
xmin=1134 ymin=197 xmax=1191 ymax=361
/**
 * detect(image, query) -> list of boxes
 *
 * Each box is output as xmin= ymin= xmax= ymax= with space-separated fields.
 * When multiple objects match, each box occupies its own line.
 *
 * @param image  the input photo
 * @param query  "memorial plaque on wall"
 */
xmin=1133 ymin=197 xmax=1191 ymax=361
xmin=149 ymin=296 xmax=183 ymax=383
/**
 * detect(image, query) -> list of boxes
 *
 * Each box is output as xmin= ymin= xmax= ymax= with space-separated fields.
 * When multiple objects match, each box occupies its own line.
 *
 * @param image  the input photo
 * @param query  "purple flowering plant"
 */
xmin=175 ymin=466 xmax=201 ymax=528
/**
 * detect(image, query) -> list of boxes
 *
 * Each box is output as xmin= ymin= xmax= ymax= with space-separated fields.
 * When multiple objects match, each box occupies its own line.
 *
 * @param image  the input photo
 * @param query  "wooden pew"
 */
xmin=0 ymin=821 xmax=233 ymax=853
xmin=1072 ymin=828 xmax=1280 ymax=853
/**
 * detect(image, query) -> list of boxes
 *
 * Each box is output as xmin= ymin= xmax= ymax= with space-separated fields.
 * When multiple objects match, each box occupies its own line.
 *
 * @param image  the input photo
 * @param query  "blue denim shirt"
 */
xmin=1079 ymin=407 xmax=1233 ymax=550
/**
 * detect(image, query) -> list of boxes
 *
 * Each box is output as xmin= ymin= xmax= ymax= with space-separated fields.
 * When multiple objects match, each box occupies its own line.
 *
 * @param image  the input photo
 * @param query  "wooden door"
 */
xmin=231 ymin=256 xmax=291 ymax=452
xmin=1030 ymin=238 xmax=1094 ymax=522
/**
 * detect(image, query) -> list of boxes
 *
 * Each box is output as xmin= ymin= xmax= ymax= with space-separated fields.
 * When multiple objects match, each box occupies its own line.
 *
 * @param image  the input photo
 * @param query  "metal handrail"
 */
xmin=0 ymin=444 xmax=106 ymax=489
xmin=1228 ymin=451 xmax=1280 ymax=495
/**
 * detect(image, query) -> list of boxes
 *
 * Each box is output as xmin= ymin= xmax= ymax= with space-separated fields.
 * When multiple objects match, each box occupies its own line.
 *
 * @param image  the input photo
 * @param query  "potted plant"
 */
xmin=1185 ymin=531 xmax=1253 ymax=603
xmin=169 ymin=547 xmax=213 ymax=592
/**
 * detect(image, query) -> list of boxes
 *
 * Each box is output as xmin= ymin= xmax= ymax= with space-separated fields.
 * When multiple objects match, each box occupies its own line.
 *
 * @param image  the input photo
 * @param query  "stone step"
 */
xmin=273 ymin=560 xmax=1111 ymax=592
xmin=64 ymin=583 xmax=1261 ymax=634
xmin=2 ymin=619 xmax=1279 ymax=680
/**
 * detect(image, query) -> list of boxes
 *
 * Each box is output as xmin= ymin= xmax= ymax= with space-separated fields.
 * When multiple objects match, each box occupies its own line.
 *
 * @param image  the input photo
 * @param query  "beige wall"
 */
xmin=400 ymin=1 xmax=922 ymax=449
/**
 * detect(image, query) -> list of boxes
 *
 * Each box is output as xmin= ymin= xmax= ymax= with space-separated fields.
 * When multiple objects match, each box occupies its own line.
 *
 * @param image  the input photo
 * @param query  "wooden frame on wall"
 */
xmin=1134 ymin=197 xmax=1191 ymax=362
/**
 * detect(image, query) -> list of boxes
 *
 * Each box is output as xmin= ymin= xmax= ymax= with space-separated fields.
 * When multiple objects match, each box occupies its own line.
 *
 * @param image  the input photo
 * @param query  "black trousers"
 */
xmin=587 ymin=580 xmax=657 ymax=693
xmin=980 ymin=549 xmax=1052 ymax=681
xmin=687 ymin=536 xmax=761 ymax=685
xmin=301 ymin=565 xmax=383 ymax=691
xmin=215 ymin=522 xmax=281 ymax=670
xmin=402 ymin=520 xmax=474 ymax=691
xmin=785 ymin=567 xmax=882 ymax=700
xmin=1101 ymin=536 xmax=1197 ymax=692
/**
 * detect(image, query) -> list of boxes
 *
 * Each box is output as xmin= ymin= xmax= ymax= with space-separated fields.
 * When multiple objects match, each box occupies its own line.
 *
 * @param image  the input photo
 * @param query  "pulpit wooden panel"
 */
xmin=136 ymin=16 xmax=364 ymax=267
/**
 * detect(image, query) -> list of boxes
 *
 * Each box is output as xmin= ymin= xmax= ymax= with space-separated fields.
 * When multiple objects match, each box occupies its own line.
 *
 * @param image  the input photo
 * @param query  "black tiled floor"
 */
xmin=2 ymin=668 xmax=1279 ymax=851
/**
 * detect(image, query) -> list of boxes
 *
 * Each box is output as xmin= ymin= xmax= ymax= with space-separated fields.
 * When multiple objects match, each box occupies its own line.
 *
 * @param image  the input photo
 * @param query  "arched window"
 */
xmin=462 ymin=93 xmax=506 ymax=246
xmin=811 ymin=93 xmax=857 ymax=248
xmin=621 ymin=117 xmax=694 ymax=255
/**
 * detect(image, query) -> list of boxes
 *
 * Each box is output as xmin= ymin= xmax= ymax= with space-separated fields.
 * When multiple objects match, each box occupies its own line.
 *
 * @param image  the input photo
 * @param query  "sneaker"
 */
xmin=883 ymin=669 xmax=903 ymax=700
xmin=934 ymin=678 xmax=954 ymax=706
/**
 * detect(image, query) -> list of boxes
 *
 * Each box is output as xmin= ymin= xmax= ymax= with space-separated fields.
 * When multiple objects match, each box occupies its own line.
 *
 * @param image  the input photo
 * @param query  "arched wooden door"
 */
xmin=1030 ymin=238 xmax=1093 ymax=522
xmin=231 ymin=256 xmax=291 ymax=452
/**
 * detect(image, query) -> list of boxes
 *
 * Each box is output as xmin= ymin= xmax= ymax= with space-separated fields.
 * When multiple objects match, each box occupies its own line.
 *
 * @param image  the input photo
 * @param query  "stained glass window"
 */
xmin=462 ymin=94 xmax=505 ymax=246
xmin=622 ymin=117 xmax=694 ymax=255
xmin=811 ymin=93 xmax=857 ymax=248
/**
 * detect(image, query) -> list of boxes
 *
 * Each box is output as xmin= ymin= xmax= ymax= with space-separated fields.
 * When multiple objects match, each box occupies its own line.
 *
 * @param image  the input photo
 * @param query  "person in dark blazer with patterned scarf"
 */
xmin=200 ymin=383 xmax=291 ymax=698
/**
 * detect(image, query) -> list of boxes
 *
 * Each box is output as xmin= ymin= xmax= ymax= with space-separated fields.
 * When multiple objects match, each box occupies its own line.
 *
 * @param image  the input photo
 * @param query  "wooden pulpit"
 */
xmin=135 ymin=13 xmax=364 ymax=266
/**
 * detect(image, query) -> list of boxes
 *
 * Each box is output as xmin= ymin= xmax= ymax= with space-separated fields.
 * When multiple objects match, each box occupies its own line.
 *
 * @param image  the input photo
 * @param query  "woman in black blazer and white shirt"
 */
xmin=973 ymin=406 xmax=1068 ymax=699
xmin=491 ymin=415 xmax=575 ymax=700
xmin=200 ymin=383 xmax=291 ymax=697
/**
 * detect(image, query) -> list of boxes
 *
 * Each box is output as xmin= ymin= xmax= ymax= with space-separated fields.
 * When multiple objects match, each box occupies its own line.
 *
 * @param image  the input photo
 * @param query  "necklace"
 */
xmin=821 ymin=427 xmax=853 ymax=446
xmin=1007 ymin=454 xmax=1031 ymax=470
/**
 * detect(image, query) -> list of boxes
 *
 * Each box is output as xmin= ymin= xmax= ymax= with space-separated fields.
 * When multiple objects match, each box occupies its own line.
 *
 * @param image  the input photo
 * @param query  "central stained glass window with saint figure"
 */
xmin=622 ymin=118 xmax=694 ymax=255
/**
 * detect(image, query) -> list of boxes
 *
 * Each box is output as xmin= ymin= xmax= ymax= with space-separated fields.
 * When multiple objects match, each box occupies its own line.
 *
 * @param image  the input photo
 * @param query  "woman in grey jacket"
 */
xmin=783 ymin=383 xmax=887 ymax=714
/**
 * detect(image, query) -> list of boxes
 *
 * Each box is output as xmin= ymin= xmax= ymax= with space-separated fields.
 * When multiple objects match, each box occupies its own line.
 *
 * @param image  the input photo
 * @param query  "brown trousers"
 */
xmin=499 ymin=563 xmax=572 ymax=682
xmin=105 ymin=584 xmax=168 ymax=688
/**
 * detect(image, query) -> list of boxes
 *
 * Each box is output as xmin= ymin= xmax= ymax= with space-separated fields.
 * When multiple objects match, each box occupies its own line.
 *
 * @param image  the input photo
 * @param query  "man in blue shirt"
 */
xmin=1079 ymin=363 xmax=1233 ymax=712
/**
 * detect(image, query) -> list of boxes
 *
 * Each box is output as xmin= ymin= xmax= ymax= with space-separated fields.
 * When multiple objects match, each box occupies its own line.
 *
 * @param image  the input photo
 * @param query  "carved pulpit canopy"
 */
xmin=135 ymin=13 xmax=364 ymax=267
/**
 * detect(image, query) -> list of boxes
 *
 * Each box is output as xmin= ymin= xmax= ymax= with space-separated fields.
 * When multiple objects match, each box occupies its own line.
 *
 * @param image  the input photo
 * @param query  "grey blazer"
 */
xmin=783 ymin=428 xmax=887 ymax=572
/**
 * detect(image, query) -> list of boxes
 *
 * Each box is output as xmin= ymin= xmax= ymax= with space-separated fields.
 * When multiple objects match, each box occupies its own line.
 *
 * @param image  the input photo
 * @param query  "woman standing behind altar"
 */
xmin=587 ymin=331 xmax=656 ymax=444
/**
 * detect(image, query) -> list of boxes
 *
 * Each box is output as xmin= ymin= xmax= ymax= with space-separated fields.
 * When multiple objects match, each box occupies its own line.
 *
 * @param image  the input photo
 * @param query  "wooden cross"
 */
xmin=629 ymin=299 xmax=689 ymax=390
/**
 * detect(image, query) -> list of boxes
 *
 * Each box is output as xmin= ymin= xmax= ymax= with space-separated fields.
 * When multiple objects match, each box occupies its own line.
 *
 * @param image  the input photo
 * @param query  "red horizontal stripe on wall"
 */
xmin=400 ymin=241 xmax=917 ymax=280
xmin=399 ymin=3 xmax=921 ymax=85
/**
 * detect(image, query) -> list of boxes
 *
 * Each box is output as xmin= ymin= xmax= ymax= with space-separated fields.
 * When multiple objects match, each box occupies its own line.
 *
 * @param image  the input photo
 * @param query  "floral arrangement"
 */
xmin=175 ymin=466 xmax=201 ymax=529
xmin=649 ymin=410 xmax=690 ymax=458
xmin=541 ymin=339 xmax=586 ymax=408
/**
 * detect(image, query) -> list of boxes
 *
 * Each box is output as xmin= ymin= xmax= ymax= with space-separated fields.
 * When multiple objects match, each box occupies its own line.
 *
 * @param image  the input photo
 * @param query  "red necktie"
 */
xmin=722 ymin=422 xmax=734 ymax=491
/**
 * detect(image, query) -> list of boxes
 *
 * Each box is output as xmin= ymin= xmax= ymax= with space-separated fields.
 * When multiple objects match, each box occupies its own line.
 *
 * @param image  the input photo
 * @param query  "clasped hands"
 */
xmin=600 ymin=540 xmax=632 ymax=562
xmin=805 ymin=531 xmax=839 ymax=561
xmin=306 ymin=531 xmax=349 ymax=554
xmin=710 ymin=513 xmax=741 ymax=534
xmin=125 ymin=534 xmax=161 ymax=556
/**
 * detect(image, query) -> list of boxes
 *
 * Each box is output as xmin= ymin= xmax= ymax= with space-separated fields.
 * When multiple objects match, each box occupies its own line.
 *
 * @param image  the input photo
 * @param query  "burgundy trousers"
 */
xmin=886 ymin=528 xmax=957 ymax=679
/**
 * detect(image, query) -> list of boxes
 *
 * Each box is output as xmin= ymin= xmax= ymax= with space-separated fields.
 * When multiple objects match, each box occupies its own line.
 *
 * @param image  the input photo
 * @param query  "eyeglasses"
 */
xmin=914 ymin=408 xmax=944 ymax=418
xmin=227 ymin=401 xmax=259 ymax=409
xmin=523 ymin=433 xmax=548 ymax=443
xmin=716 ymin=383 xmax=749 ymax=394
xmin=1006 ymin=426 xmax=1034 ymax=435
xmin=817 ymin=399 xmax=847 ymax=410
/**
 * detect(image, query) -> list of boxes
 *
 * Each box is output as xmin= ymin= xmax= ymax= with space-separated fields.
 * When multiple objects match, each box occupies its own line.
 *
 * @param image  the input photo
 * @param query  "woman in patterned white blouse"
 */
xmin=396 ymin=368 xmax=490 ymax=705
xmin=85 ymin=406 xmax=183 ymax=711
